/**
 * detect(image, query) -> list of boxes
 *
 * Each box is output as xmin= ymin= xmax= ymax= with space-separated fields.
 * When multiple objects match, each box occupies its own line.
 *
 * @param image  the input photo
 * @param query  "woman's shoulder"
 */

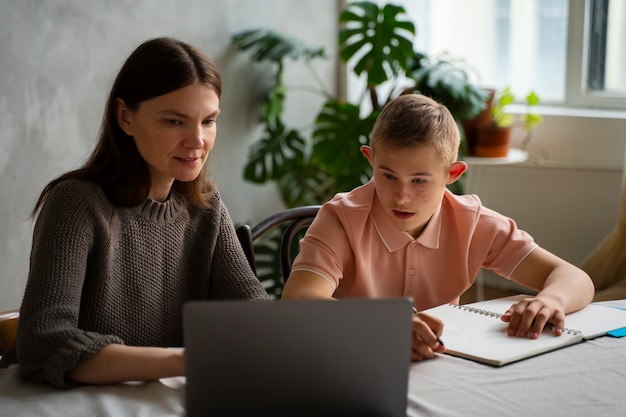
xmin=183 ymin=189 xmax=226 ymax=225
xmin=41 ymin=179 xmax=111 ymax=217
xmin=49 ymin=178 xmax=104 ymax=198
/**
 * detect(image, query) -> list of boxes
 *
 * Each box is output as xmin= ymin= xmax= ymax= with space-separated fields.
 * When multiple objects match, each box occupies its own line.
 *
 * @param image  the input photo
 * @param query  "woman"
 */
xmin=0 ymin=37 xmax=270 ymax=387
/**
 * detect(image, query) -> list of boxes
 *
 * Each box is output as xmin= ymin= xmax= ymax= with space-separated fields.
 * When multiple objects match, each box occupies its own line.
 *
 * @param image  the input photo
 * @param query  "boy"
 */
xmin=282 ymin=94 xmax=594 ymax=361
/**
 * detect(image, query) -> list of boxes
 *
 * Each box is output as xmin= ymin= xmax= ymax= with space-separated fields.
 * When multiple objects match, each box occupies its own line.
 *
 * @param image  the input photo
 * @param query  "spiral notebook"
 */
xmin=423 ymin=295 xmax=626 ymax=366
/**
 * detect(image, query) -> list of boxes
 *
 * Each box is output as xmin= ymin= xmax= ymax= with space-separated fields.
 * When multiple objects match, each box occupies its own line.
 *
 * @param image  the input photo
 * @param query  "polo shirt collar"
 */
xmin=371 ymin=193 xmax=442 ymax=252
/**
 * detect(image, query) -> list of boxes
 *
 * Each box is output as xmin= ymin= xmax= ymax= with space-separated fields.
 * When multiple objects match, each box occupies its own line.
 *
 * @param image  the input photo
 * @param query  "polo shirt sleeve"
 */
xmin=473 ymin=205 xmax=538 ymax=279
xmin=290 ymin=203 xmax=353 ymax=291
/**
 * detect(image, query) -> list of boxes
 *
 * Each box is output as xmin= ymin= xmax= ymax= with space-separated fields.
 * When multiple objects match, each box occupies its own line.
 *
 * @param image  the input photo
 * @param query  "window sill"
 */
xmin=507 ymin=104 xmax=626 ymax=120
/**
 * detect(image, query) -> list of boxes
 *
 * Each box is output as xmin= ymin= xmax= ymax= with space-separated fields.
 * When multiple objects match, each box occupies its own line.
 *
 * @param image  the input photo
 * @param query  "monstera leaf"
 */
xmin=278 ymin=164 xmax=335 ymax=207
xmin=232 ymin=29 xmax=325 ymax=64
xmin=312 ymin=100 xmax=376 ymax=189
xmin=409 ymin=52 xmax=489 ymax=120
xmin=339 ymin=2 xmax=415 ymax=86
xmin=243 ymin=121 xmax=307 ymax=183
xmin=261 ymin=84 xmax=286 ymax=127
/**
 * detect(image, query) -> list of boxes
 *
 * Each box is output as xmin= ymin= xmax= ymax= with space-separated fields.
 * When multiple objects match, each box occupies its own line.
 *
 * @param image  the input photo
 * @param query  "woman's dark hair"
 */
xmin=32 ymin=37 xmax=222 ymax=216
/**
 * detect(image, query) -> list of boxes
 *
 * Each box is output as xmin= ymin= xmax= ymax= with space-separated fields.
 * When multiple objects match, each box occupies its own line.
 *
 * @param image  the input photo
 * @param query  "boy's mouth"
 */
xmin=392 ymin=210 xmax=414 ymax=220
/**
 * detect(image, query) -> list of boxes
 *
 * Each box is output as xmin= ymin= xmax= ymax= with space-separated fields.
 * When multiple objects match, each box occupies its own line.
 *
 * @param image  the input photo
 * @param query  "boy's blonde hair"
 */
xmin=370 ymin=94 xmax=460 ymax=167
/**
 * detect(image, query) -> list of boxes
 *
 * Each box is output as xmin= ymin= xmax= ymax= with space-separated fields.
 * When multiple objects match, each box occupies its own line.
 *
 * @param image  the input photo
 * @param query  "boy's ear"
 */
xmin=361 ymin=145 xmax=374 ymax=165
xmin=447 ymin=161 xmax=468 ymax=184
xmin=115 ymin=98 xmax=134 ymax=136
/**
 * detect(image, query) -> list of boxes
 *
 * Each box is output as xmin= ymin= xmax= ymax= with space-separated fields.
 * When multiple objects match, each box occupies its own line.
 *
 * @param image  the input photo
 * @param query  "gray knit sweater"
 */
xmin=0 ymin=179 xmax=270 ymax=387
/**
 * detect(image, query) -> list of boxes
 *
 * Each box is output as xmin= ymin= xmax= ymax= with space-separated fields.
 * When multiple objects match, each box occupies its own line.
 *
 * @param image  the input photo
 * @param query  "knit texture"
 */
xmin=0 ymin=179 xmax=270 ymax=387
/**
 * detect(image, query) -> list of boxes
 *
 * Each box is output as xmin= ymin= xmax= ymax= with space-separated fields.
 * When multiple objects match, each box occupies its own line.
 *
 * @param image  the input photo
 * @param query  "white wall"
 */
xmin=467 ymin=109 xmax=625 ymax=291
xmin=0 ymin=0 xmax=339 ymax=309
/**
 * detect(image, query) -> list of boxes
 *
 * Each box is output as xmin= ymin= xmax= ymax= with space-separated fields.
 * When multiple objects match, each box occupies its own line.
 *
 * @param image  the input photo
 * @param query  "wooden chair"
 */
xmin=236 ymin=205 xmax=321 ymax=284
xmin=0 ymin=309 xmax=19 ymax=356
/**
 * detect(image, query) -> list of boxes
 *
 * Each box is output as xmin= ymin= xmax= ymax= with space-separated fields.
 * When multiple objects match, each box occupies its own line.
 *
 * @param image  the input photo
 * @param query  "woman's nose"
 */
xmin=183 ymin=125 xmax=204 ymax=148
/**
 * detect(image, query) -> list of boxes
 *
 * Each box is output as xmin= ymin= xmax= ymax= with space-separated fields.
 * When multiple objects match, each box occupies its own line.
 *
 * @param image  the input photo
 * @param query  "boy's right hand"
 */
xmin=411 ymin=312 xmax=445 ymax=361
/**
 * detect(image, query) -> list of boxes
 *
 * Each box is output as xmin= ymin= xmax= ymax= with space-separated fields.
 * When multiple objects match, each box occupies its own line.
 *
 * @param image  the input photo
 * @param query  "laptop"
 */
xmin=183 ymin=298 xmax=413 ymax=417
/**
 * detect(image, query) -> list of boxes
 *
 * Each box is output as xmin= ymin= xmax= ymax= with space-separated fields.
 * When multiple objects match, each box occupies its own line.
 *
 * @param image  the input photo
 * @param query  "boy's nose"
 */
xmin=394 ymin=184 xmax=411 ymax=204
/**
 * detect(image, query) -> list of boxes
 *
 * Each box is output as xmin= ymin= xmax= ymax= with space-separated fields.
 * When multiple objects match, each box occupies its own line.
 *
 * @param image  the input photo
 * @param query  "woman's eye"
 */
xmin=203 ymin=118 xmax=217 ymax=126
xmin=166 ymin=119 xmax=182 ymax=126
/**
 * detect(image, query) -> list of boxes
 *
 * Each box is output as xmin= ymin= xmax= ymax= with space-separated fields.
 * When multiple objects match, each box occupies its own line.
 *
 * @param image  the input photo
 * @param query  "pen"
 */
xmin=412 ymin=306 xmax=445 ymax=346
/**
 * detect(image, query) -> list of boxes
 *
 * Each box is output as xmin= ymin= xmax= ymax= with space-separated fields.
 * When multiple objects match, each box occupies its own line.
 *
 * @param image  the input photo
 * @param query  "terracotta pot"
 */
xmin=460 ymin=88 xmax=496 ymax=156
xmin=474 ymin=125 xmax=512 ymax=157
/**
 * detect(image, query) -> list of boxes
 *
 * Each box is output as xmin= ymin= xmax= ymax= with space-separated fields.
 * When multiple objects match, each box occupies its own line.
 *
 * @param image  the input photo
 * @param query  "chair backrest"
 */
xmin=0 ymin=309 xmax=19 ymax=356
xmin=236 ymin=205 xmax=321 ymax=284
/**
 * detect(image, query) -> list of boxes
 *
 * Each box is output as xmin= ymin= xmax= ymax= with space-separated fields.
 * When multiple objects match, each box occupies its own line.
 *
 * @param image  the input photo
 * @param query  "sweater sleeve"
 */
xmin=208 ymin=197 xmax=271 ymax=301
xmin=15 ymin=181 xmax=124 ymax=388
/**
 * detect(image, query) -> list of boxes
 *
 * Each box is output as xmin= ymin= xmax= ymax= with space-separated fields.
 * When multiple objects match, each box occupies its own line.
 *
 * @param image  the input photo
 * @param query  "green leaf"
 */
xmin=260 ymin=84 xmax=286 ymax=126
xmin=526 ymin=91 xmax=540 ymax=106
xmin=339 ymin=1 xmax=415 ymax=86
xmin=407 ymin=53 xmax=490 ymax=120
xmin=243 ymin=121 xmax=307 ymax=183
xmin=491 ymin=86 xmax=515 ymax=127
xmin=278 ymin=164 xmax=335 ymax=207
xmin=252 ymin=228 xmax=283 ymax=298
xmin=232 ymin=29 xmax=325 ymax=64
xmin=522 ymin=113 xmax=543 ymax=131
xmin=311 ymin=100 xmax=376 ymax=190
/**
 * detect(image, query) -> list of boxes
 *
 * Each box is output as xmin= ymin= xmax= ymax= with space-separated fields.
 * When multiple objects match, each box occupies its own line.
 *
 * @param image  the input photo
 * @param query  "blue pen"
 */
xmin=412 ymin=306 xmax=445 ymax=346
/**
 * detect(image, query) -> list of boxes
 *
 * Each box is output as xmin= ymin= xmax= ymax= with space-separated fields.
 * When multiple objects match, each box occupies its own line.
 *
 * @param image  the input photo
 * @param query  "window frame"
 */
xmin=566 ymin=0 xmax=626 ymax=110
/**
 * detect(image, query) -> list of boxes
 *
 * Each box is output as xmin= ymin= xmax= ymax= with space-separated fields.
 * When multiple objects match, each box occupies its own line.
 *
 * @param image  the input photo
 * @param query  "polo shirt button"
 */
xmin=410 ymin=242 xmax=417 ymax=248
xmin=408 ymin=269 xmax=415 ymax=276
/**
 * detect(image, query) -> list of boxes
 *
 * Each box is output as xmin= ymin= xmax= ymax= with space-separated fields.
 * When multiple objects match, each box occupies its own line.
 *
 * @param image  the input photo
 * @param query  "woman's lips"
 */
xmin=176 ymin=156 xmax=202 ymax=166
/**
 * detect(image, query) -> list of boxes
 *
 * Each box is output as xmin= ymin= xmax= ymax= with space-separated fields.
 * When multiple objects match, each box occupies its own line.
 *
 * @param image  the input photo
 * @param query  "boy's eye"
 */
xmin=383 ymin=173 xmax=395 ymax=180
xmin=412 ymin=178 xmax=425 ymax=184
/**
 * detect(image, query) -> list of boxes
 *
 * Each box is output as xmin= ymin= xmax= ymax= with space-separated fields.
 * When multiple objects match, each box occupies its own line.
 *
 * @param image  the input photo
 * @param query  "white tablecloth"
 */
xmin=0 ymin=366 xmax=185 ymax=417
xmin=1 ymin=300 xmax=625 ymax=417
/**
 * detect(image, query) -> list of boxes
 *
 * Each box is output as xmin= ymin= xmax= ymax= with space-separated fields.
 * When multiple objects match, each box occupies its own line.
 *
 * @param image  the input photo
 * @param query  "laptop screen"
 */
xmin=184 ymin=298 xmax=413 ymax=417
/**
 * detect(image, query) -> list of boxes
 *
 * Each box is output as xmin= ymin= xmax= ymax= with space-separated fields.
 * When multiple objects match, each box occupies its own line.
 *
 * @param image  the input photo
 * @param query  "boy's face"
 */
xmin=361 ymin=143 xmax=466 ymax=238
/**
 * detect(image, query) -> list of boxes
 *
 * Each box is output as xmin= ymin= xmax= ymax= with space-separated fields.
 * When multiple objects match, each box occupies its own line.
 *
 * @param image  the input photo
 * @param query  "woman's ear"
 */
xmin=361 ymin=145 xmax=373 ymax=165
xmin=115 ymin=98 xmax=134 ymax=136
xmin=447 ymin=161 xmax=468 ymax=184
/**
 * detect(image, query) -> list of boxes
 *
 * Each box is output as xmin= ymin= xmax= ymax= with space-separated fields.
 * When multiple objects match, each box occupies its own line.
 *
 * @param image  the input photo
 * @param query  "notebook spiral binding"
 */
xmin=450 ymin=304 xmax=582 ymax=336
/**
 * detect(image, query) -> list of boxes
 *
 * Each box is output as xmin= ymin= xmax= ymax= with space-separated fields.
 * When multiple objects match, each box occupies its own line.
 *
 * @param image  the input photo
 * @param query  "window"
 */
xmin=567 ymin=0 xmax=626 ymax=108
xmin=393 ymin=0 xmax=626 ymax=110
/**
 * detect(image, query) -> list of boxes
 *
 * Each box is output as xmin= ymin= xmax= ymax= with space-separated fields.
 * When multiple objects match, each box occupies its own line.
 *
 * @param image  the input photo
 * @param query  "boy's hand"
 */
xmin=500 ymin=296 xmax=566 ymax=339
xmin=411 ymin=312 xmax=446 ymax=361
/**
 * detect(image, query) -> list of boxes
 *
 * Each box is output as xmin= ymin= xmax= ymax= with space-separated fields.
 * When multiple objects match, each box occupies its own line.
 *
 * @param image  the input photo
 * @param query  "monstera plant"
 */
xmin=233 ymin=1 xmax=488 ymax=206
xmin=232 ymin=1 xmax=487 ymax=296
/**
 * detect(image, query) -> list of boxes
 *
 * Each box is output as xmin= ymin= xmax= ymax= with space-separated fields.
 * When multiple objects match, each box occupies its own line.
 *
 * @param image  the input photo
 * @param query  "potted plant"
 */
xmin=231 ymin=1 xmax=488 ymax=296
xmin=232 ymin=1 xmax=488 ymax=205
xmin=473 ymin=87 xmax=542 ymax=157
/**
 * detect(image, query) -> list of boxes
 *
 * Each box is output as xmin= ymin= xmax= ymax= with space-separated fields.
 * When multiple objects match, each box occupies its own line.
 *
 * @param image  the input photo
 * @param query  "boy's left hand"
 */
xmin=500 ymin=296 xmax=566 ymax=339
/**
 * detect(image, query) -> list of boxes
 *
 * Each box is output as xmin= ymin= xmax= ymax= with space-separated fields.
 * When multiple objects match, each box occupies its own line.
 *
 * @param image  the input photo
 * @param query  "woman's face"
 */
xmin=116 ymin=83 xmax=220 ymax=201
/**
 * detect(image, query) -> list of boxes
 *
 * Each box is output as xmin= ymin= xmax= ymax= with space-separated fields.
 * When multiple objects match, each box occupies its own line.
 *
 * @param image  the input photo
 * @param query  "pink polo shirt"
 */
xmin=291 ymin=180 xmax=537 ymax=310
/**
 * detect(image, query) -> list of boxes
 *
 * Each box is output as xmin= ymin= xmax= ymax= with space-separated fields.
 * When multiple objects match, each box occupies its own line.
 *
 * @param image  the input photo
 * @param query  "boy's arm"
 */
xmin=282 ymin=271 xmax=336 ymax=300
xmin=503 ymin=247 xmax=595 ymax=338
xmin=282 ymin=270 xmax=445 ymax=361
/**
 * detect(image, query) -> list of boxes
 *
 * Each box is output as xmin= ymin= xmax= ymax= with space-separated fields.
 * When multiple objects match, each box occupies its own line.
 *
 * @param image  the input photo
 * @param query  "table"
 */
xmin=1 ymin=299 xmax=625 ymax=417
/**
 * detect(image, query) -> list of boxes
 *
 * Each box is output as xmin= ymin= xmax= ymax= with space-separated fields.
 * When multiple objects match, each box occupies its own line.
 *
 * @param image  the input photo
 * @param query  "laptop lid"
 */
xmin=184 ymin=298 xmax=413 ymax=417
